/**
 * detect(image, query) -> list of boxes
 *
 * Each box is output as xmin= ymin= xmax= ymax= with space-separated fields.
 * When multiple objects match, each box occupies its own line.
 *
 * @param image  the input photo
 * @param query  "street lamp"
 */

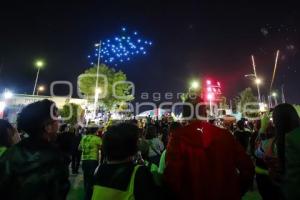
xmin=32 ymin=59 xmax=44 ymax=95
xmin=37 ymin=85 xmax=45 ymax=95
xmin=191 ymin=81 xmax=199 ymax=89
xmin=272 ymin=92 xmax=278 ymax=106
xmin=95 ymin=88 xmax=102 ymax=94
xmin=255 ymin=78 xmax=262 ymax=85
xmin=245 ymin=74 xmax=262 ymax=102
xmin=94 ymin=42 xmax=102 ymax=120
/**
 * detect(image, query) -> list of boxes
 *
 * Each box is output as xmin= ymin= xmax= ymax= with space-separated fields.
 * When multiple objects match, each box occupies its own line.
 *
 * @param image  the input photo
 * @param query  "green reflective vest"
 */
xmin=0 ymin=146 xmax=7 ymax=157
xmin=80 ymin=135 xmax=101 ymax=160
xmin=92 ymin=165 xmax=140 ymax=200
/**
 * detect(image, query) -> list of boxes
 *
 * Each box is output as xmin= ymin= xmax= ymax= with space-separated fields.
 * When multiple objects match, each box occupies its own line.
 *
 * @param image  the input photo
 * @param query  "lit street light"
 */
xmin=191 ymin=81 xmax=199 ymax=89
xmin=94 ymin=42 xmax=101 ymax=120
xmin=255 ymin=78 xmax=262 ymax=85
xmin=37 ymin=85 xmax=45 ymax=95
xmin=207 ymin=93 xmax=214 ymax=116
xmin=245 ymin=74 xmax=262 ymax=102
xmin=95 ymin=88 xmax=102 ymax=94
xmin=272 ymin=92 xmax=278 ymax=106
xmin=189 ymin=80 xmax=200 ymax=93
xmin=32 ymin=59 xmax=44 ymax=95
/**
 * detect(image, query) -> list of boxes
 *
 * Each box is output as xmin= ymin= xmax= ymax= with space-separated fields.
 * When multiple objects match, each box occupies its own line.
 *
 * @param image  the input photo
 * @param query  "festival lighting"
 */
xmin=88 ymin=27 xmax=153 ymax=66
xmin=206 ymin=80 xmax=211 ymax=85
xmin=38 ymin=86 xmax=45 ymax=92
xmin=207 ymin=93 xmax=214 ymax=100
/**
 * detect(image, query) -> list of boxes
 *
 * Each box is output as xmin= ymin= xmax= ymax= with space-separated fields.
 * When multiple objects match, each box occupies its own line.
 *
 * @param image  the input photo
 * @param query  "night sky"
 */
xmin=0 ymin=1 xmax=299 ymax=103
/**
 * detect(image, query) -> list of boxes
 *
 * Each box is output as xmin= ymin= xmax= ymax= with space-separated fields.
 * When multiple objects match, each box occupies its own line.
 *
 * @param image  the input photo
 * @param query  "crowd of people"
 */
xmin=0 ymin=99 xmax=300 ymax=200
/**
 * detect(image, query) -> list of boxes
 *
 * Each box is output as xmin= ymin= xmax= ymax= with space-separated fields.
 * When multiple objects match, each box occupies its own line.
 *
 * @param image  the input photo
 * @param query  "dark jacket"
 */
xmin=0 ymin=138 xmax=70 ymax=200
xmin=284 ymin=127 xmax=300 ymax=200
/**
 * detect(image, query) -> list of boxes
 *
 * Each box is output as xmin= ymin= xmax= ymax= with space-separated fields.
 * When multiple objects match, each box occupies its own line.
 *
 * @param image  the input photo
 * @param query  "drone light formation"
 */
xmin=88 ymin=27 xmax=153 ymax=66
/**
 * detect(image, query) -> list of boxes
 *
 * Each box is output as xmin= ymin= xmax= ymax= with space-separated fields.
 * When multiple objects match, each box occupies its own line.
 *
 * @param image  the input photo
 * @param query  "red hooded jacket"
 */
xmin=164 ymin=121 xmax=254 ymax=200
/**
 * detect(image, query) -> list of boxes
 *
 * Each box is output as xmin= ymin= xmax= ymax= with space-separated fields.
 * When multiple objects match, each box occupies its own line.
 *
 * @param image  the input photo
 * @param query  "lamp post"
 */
xmin=94 ymin=42 xmax=101 ymax=119
xmin=255 ymin=78 xmax=262 ymax=102
xmin=32 ymin=60 xmax=44 ymax=95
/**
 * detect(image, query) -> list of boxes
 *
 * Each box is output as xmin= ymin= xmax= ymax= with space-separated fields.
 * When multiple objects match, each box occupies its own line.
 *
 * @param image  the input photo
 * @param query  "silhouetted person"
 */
xmin=0 ymin=99 xmax=70 ymax=200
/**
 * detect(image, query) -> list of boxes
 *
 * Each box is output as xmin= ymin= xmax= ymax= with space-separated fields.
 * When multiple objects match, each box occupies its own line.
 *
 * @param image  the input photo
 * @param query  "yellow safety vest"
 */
xmin=92 ymin=165 xmax=140 ymax=200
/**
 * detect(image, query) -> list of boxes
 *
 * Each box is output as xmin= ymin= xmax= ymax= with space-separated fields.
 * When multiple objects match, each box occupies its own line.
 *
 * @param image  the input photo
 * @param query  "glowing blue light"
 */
xmin=88 ymin=28 xmax=152 ymax=65
xmin=87 ymin=55 xmax=91 ymax=58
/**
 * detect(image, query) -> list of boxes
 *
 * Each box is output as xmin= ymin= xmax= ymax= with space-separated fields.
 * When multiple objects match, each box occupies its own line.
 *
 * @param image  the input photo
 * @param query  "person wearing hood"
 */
xmin=163 ymin=100 xmax=254 ymax=200
xmin=0 ymin=99 xmax=70 ymax=200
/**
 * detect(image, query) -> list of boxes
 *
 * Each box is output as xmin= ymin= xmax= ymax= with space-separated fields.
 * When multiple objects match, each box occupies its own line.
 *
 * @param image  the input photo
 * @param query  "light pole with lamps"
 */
xmin=94 ymin=42 xmax=101 ymax=119
xmin=244 ymin=74 xmax=262 ymax=102
xmin=32 ymin=60 xmax=44 ymax=95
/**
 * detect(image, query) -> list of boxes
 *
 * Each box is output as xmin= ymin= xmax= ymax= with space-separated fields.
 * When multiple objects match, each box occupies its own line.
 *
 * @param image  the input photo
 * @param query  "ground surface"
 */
xmin=67 ymin=168 xmax=262 ymax=200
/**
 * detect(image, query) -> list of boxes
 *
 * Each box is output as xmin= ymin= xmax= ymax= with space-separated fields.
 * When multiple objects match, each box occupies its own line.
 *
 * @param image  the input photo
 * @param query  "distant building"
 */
xmin=1 ymin=94 xmax=87 ymax=123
